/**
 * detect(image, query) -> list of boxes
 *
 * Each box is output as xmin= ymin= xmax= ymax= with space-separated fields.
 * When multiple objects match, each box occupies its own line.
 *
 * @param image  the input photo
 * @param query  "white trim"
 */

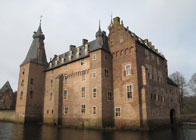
xmin=126 ymin=84 xmax=133 ymax=100
xmin=125 ymin=64 xmax=131 ymax=76
xmin=115 ymin=107 xmax=121 ymax=117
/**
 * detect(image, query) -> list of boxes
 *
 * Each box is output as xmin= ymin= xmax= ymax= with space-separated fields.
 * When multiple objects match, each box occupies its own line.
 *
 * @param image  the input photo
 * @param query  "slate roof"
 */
xmin=167 ymin=77 xmax=178 ymax=87
xmin=47 ymin=28 xmax=109 ymax=71
xmin=0 ymin=81 xmax=13 ymax=94
xmin=21 ymin=24 xmax=48 ymax=66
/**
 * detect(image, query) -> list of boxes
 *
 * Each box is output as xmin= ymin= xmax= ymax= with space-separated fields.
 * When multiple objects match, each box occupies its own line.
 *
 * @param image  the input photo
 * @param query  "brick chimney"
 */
xmin=82 ymin=39 xmax=88 ymax=46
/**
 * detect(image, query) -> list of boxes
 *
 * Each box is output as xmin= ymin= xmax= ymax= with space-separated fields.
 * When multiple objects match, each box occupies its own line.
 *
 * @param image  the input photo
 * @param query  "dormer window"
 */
xmin=55 ymin=61 xmax=58 ymax=66
xmin=57 ymin=56 xmax=59 ymax=61
xmin=49 ymin=63 xmax=52 ymax=68
xmin=61 ymin=58 xmax=64 ymax=63
xmin=76 ymin=48 xmax=80 ymax=58
xmin=85 ymin=44 xmax=88 ymax=55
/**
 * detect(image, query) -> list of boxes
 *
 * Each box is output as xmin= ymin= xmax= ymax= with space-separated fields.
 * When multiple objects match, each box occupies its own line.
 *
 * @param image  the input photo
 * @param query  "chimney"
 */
xmin=144 ymin=39 xmax=148 ymax=46
xmin=113 ymin=17 xmax=120 ymax=26
xmin=69 ymin=45 xmax=76 ymax=51
xmin=82 ymin=39 xmax=88 ymax=46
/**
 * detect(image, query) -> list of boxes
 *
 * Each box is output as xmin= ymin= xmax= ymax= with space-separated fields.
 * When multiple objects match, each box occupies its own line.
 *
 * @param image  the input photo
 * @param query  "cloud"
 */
xmin=0 ymin=0 xmax=196 ymax=90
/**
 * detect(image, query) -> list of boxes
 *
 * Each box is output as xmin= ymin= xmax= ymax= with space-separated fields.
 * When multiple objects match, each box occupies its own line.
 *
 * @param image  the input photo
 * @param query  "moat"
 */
xmin=0 ymin=122 xmax=196 ymax=140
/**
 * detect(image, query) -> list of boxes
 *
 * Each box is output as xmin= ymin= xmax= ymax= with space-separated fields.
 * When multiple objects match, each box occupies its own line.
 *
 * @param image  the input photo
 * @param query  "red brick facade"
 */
xmin=15 ymin=17 xmax=180 ymax=129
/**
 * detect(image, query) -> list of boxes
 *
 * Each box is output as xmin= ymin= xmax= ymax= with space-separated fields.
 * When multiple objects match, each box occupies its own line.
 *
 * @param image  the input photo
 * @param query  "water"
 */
xmin=0 ymin=122 xmax=196 ymax=140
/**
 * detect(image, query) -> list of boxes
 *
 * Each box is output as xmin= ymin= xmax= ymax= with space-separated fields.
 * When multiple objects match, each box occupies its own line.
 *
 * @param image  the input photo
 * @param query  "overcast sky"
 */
xmin=0 ymin=0 xmax=196 ymax=91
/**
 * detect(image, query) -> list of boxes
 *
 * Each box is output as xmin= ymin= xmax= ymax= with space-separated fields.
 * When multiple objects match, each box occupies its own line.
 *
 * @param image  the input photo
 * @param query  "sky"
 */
xmin=0 ymin=0 xmax=196 ymax=91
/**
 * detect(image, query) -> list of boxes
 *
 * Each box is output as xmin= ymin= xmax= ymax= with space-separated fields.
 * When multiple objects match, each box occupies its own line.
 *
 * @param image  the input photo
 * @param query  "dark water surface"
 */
xmin=0 ymin=122 xmax=196 ymax=140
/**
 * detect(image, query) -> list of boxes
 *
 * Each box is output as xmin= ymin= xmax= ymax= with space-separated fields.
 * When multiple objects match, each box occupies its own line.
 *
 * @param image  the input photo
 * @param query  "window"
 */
xmin=127 ymin=85 xmax=133 ymax=99
xmin=20 ymin=80 xmax=24 ymax=87
xmin=125 ymin=64 xmax=131 ymax=76
xmin=30 ymin=78 xmax=33 ymax=85
xmin=81 ymin=59 xmax=84 ymax=65
xmin=52 ymin=110 xmax=53 ymax=114
xmin=110 ymin=40 xmax=113 ymax=47
xmin=92 ymin=54 xmax=96 ymax=60
xmin=64 ymin=75 xmax=68 ymax=84
xmin=107 ymin=92 xmax=112 ymax=100
xmin=157 ymin=57 xmax=160 ymax=65
xmin=61 ymin=58 xmax=64 ymax=63
xmin=145 ymin=49 xmax=149 ymax=59
xmin=115 ymin=108 xmax=120 ymax=117
xmin=105 ymin=69 xmax=109 ymax=77
xmin=148 ymin=67 xmax=152 ymax=79
xmin=81 ymin=104 xmax=85 ymax=114
xmin=47 ymin=110 xmax=49 ymax=114
xmin=64 ymin=90 xmax=67 ymax=100
xmin=50 ymin=92 xmax=53 ymax=101
xmin=82 ymin=70 xmax=86 ymax=81
xmin=93 ymin=88 xmax=96 ymax=98
xmin=120 ymin=36 xmax=123 ymax=43
xmin=92 ymin=106 xmax=96 ymax=115
xmin=30 ymin=90 xmax=33 ymax=99
xmin=20 ymin=91 xmax=23 ymax=100
xmin=82 ymin=87 xmax=85 ymax=98
xmin=64 ymin=107 xmax=68 ymax=114
xmin=64 ymin=65 xmax=67 ymax=70
xmin=151 ymin=53 xmax=154 ymax=60
xmin=92 ymin=72 xmax=96 ymax=78
xmin=22 ymin=69 xmax=25 ymax=75
xmin=50 ymin=79 xmax=53 ymax=87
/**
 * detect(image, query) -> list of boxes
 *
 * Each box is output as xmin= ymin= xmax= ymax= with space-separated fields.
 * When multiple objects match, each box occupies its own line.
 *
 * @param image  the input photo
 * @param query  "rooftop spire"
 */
xmin=96 ymin=20 xmax=102 ymax=38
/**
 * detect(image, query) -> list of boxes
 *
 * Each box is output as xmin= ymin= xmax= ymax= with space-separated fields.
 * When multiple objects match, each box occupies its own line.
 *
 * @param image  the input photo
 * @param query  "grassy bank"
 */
xmin=180 ymin=114 xmax=196 ymax=122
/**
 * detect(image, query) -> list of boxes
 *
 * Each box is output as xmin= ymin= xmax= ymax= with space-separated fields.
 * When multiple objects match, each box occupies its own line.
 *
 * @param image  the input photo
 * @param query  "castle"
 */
xmin=15 ymin=17 xmax=180 ymax=129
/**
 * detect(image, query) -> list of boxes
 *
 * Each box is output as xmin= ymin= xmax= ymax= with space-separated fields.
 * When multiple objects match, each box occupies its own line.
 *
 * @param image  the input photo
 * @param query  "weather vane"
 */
xmin=40 ymin=15 xmax=43 ymax=24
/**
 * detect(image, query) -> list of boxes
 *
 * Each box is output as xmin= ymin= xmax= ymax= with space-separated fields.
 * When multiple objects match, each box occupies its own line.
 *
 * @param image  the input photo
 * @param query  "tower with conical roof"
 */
xmin=15 ymin=23 xmax=48 ymax=123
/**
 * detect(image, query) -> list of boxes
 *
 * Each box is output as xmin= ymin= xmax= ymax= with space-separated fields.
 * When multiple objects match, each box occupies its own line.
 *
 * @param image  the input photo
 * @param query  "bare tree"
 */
xmin=169 ymin=71 xmax=187 ymax=113
xmin=188 ymin=73 xmax=196 ymax=96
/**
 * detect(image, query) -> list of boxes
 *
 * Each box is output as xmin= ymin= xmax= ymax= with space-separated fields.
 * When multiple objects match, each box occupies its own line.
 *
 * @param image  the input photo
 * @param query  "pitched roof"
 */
xmin=47 ymin=29 xmax=109 ymax=71
xmin=0 ymin=81 xmax=13 ymax=94
xmin=21 ymin=24 xmax=48 ymax=66
xmin=167 ymin=77 xmax=178 ymax=87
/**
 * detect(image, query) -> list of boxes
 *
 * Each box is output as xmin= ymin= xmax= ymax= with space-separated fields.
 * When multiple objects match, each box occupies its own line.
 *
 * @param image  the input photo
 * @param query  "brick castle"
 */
xmin=15 ymin=17 xmax=180 ymax=129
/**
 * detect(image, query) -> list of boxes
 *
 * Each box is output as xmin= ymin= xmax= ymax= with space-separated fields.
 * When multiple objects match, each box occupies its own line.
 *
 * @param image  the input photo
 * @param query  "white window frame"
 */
xmin=125 ymin=64 xmax=131 ymax=76
xmin=126 ymin=84 xmax=133 ymax=99
xmin=92 ymin=54 xmax=96 ymax=60
xmin=115 ymin=107 xmax=121 ymax=117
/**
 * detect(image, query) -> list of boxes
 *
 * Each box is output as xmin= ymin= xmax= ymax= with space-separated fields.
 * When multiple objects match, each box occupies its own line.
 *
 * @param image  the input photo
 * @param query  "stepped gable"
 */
xmin=0 ymin=81 xmax=13 ymax=94
xmin=21 ymin=23 xmax=48 ymax=66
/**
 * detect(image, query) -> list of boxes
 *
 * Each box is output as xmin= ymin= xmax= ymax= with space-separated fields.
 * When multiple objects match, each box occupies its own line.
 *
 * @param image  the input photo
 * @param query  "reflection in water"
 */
xmin=1 ymin=122 xmax=196 ymax=140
